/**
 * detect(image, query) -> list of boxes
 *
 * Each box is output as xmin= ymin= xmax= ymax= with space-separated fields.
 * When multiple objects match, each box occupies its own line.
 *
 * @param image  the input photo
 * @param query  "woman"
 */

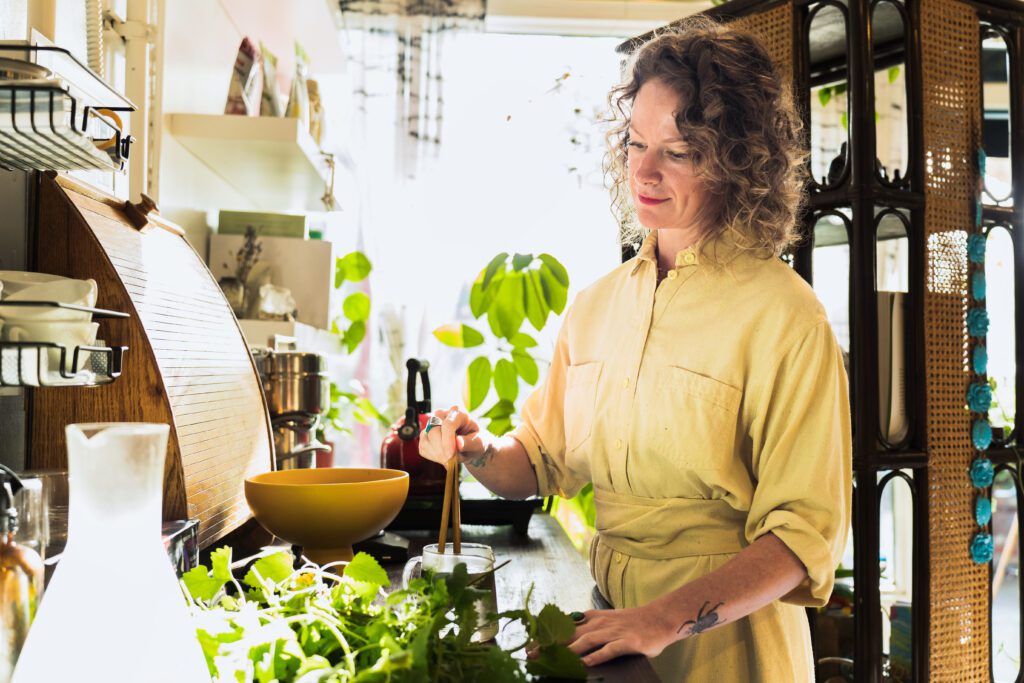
xmin=420 ymin=17 xmax=852 ymax=682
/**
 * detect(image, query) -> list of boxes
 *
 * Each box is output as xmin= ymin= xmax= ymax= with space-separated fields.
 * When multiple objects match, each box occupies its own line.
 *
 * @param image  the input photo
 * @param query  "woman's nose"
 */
xmin=634 ymin=152 xmax=661 ymax=185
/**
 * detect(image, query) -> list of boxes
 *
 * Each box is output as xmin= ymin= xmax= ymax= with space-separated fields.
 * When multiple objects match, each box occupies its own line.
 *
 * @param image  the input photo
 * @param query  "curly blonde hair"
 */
xmin=606 ymin=16 xmax=808 ymax=261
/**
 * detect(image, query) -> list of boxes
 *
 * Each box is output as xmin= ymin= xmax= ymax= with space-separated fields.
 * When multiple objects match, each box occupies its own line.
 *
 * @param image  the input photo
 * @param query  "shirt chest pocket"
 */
xmin=653 ymin=366 xmax=742 ymax=470
xmin=563 ymin=361 xmax=604 ymax=454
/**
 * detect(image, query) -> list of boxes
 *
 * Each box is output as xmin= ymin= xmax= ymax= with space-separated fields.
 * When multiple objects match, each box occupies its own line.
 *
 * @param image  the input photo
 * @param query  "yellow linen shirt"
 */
xmin=511 ymin=231 xmax=853 ymax=682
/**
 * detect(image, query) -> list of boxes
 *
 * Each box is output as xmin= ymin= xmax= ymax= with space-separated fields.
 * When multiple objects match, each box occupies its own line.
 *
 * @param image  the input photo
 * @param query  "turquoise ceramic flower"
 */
xmin=979 ymin=148 xmax=987 ymax=176
xmin=974 ymin=346 xmax=988 ymax=375
xmin=973 ymin=420 xmax=993 ymax=451
xmin=972 ymin=271 xmax=986 ymax=301
xmin=967 ymin=382 xmax=993 ymax=413
xmin=967 ymin=308 xmax=989 ymax=337
xmin=976 ymin=496 xmax=993 ymax=526
xmin=970 ymin=456 xmax=994 ymax=487
xmin=967 ymin=234 xmax=986 ymax=264
xmin=971 ymin=532 xmax=994 ymax=564
xmin=976 ymin=202 xmax=983 ymax=227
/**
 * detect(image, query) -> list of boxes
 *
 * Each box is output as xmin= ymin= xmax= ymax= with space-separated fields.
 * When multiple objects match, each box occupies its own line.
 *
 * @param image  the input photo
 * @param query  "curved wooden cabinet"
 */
xmin=30 ymin=173 xmax=273 ymax=548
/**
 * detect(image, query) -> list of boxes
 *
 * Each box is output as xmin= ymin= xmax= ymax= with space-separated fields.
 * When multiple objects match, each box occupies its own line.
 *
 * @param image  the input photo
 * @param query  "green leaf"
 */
xmin=840 ymin=110 xmax=848 ymax=130
xmin=338 ymin=251 xmax=372 ymax=282
xmin=466 ymin=356 xmax=492 ymax=411
xmin=334 ymin=258 xmax=347 ymax=288
xmin=492 ymin=272 xmax=526 ymax=340
xmin=526 ymin=644 xmax=587 ymax=679
xmin=511 ymin=253 xmax=533 ymax=271
xmin=243 ymin=550 xmax=295 ymax=590
xmin=487 ymin=416 xmax=513 ymax=436
xmin=523 ymin=270 xmax=547 ymax=330
xmin=510 ymin=332 xmax=538 ymax=348
xmin=330 ymin=318 xmax=341 ymax=335
xmin=432 ymin=323 xmax=485 ymax=348
xmin=494 ymin=358 xmax=518 ymax=402
xmin=539 ymin=266 xmax=567 ymax=315
xmin=353 ymin=398 xmax=392 ymax=428
xmin=481 ymin=252 xmax=509 ymax=290
xmin=470 ymin=269 xmax=503 ymax=319
xmin=343 ymin=321 xmax=366 ymax=353
xmin=482 ymin=399 xmax=516 ymax=419
xmin=538 ymin=254 xmax=569 ymax=287
xmin=818 ymin=87 xmax=832 ymax=108
xmin=343 ymin=551 xmax=390 ymax=588
xmin=342 ymin=291 xmax=371 ymax=322
xmin=527 ymin=270 xmax=551 ymax=326
xmin=535 ymin=604 xmax=576 ymax=645
xmin=511 ymin=349 xmax=539 ymax=385
xmin=181 ymin=546 xmax=234 ymax=602
xmin=888 ymin=65 xmax=900 ymax=83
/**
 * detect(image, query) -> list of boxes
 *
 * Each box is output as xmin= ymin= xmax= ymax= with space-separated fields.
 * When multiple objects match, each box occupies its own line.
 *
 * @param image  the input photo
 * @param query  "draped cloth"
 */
xmin=338 ymin=0 xmax=486 ymax=178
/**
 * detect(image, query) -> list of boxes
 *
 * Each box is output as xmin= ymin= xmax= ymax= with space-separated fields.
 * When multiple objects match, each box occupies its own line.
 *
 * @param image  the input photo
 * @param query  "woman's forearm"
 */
xmin=649 ymin=532 xmax=807 ymax=639
xmin=459 ymin=434 xmax=538 ymax=500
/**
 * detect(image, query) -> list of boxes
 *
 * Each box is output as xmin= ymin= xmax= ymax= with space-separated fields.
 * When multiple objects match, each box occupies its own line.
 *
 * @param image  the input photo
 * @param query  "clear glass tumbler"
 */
xmin=402 ymin=542 xmax=499 ymax=642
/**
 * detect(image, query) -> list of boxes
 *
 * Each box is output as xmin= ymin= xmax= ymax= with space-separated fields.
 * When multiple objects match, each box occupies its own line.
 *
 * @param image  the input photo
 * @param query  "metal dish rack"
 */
xmin=0 ymin=301 xmax=128 ymax=387
xmin=0 ymin=44 xmax=135 ymax=172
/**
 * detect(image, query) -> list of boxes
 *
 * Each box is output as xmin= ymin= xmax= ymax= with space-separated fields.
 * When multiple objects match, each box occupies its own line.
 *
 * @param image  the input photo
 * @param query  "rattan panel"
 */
xmin=921 ymin=0 xmax=987 ymax=679
xmin=731 ymin=3 xmax=795 ymax=85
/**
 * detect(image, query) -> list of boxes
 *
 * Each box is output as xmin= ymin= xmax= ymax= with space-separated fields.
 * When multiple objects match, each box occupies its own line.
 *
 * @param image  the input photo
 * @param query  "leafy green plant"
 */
xmin=321 ymin=379 xmax=391 ymax=441
xmin=181 ymin=547 xmax=587 ymax=682
xmin=433 ymin=253 xmax=570 ymax=436
xmin=332 ymin=251 xmax=373 ymax=354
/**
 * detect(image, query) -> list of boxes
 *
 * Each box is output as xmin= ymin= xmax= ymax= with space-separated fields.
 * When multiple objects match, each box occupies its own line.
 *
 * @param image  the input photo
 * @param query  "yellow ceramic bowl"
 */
xmin=244 ymin=467 xmax=410 ymax=565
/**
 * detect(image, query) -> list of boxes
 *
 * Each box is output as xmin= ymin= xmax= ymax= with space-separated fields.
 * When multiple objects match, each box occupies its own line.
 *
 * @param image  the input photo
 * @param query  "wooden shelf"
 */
xmin=167 ymin=114 xmax=336 ymax=212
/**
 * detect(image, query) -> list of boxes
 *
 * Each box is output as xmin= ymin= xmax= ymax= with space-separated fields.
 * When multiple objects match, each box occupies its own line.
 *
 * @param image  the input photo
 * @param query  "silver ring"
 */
xmin=424 ymin=415 xmax=443 ymax=434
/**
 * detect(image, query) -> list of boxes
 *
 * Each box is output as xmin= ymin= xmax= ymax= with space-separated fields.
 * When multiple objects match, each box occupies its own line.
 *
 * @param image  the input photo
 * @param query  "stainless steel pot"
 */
xmin=257 ymin=350 xmax=329 ymax=416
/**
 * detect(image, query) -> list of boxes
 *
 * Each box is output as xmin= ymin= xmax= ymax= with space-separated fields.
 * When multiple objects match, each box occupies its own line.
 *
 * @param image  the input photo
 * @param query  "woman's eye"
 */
xmin=670 ymin=151 xmax=691 ymax=160
xmin=627 ymin=141 xmax=645 ymax=150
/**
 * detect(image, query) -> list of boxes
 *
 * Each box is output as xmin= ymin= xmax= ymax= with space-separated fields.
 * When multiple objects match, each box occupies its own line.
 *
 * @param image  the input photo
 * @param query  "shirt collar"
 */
xmin=629 ymin=230 xmax=747 ymax=276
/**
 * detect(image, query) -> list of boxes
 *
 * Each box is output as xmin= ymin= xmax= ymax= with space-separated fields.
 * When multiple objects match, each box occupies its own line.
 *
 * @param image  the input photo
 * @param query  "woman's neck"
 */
xmin=654 ymin=226 xmax=703 ymax=272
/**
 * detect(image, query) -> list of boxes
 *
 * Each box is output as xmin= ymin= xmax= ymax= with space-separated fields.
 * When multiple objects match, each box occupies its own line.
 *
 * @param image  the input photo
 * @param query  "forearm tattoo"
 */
xmin=677 ymin=601 xmax=726 ymax=637
xmin=465 ymin=442 xmax=497 ymax=469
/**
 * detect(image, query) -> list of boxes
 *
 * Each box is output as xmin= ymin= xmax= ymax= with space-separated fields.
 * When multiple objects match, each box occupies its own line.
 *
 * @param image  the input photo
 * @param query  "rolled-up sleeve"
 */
xmin=510 ymin=305 xmax=588 ymax=499
xmin=745 ymin=320 xmax=853 ymax=607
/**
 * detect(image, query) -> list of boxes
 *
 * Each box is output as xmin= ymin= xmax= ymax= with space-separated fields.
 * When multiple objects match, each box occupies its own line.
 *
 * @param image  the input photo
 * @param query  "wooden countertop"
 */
xmin=383 ymin=514 xmax=661 ymax=682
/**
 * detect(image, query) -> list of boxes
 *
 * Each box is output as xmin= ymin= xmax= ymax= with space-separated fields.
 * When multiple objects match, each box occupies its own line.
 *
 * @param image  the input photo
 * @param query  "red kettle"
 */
xmin=380 ymin=358 xmax=447 ymax=495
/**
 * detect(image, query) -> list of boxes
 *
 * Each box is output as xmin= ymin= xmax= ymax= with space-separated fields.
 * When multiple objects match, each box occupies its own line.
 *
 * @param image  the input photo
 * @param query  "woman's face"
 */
xmin=627 ymin=78 xmax=707 ymax=233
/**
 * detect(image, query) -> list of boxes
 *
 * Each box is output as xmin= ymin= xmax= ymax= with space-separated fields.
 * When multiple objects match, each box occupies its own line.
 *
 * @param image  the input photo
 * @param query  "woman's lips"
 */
xmin=638 ymin=195 xmax=669 ymax=206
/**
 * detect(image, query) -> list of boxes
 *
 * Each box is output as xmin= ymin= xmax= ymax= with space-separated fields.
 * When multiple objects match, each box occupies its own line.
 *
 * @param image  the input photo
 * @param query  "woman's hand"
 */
xmin=418 ymin=406 xmax=488 ymax=467
xmin=565 ymin=604 xmax=679 ymax=667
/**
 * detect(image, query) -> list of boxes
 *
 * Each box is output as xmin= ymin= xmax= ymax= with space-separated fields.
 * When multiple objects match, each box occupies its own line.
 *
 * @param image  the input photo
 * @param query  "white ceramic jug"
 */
xmin=12 ymin=423 xmax=210 ymax=683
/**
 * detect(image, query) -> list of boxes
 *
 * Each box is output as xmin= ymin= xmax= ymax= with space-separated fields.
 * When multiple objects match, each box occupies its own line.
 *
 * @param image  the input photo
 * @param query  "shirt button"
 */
xmin=614 ymin=438 xmax=623 ymax=449
xmin=683 ymin=252 xmax=696 ymax=265
xmin=667 ymin=270 xmax=678 ymax=280
xmin=614 ymin=552 xmax=623 ymax=563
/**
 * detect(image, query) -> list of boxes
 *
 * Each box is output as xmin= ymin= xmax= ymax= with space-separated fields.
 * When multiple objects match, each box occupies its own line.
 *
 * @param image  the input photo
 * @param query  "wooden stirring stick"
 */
xmin=452 ymin=461 xmax=462 ymax=553
xmin=438 ymin=460 xmax=456 ymax=552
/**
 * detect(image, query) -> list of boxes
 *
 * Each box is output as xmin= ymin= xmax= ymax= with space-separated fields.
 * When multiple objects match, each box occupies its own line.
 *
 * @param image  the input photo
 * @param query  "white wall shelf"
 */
xmin=167 ymin=113 xmax=336 ymax=212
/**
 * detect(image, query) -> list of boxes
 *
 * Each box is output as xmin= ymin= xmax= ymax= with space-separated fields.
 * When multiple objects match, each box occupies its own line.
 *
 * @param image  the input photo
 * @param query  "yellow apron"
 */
xmin=589 ymin=487 xmax=814 ymax=682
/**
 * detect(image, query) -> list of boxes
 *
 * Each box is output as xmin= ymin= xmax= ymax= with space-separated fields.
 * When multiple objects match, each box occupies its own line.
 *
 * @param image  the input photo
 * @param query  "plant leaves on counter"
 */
xmin=181 ymin=547 xmax=587 ymax=682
